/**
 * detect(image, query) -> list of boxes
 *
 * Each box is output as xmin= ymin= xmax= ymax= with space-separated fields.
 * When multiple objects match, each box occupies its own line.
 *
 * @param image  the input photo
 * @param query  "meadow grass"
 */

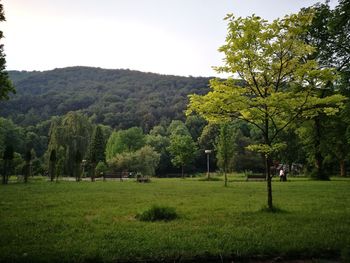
xmin=0 ymin=175 xmax=349 ymax=262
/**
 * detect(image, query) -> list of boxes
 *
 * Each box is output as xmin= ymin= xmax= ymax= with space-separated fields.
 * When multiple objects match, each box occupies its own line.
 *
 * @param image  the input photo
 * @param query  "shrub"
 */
xmin=136 ymin=205 xmax=178 ymax=222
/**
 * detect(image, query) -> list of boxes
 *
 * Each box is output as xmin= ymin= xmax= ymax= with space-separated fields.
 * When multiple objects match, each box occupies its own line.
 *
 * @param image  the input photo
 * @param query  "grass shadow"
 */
xmin=259 ymin=205 xmax=289 ymax=214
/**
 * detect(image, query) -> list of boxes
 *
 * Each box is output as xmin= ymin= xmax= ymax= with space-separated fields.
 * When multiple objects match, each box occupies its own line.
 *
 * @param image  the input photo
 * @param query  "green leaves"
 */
xmin=247 ymin=143 xmax=286 ymax=156
xmin=188 ymin=10 xmax=345 ymax=153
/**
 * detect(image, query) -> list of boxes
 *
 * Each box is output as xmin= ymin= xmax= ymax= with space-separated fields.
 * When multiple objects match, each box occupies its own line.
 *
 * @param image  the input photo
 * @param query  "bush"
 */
xmin=95 ymin=161 xmax=108 ymax=176
xmin=136 ymin=205 xmax=178 ymax=222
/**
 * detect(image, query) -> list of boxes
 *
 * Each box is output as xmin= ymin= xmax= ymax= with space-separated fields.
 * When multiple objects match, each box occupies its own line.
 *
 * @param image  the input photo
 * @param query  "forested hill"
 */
xmin=1 ymin=67 xmax=211 ymax=130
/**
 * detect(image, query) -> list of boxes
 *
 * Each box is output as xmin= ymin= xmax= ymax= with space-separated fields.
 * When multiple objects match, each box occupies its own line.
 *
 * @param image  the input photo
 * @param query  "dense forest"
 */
xmin=0 ymin=67 xmax=265 ymax=177
xmin=2 ymin=67 xmax=211 ymax=130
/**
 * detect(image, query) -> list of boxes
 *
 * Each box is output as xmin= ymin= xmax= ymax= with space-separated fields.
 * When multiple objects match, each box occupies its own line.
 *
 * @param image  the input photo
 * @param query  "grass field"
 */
xmin=0 ymin=175 xmax=349 ymax=262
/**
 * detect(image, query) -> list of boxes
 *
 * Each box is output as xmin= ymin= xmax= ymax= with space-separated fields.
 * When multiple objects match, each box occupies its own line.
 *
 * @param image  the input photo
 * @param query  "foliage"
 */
xmin=133 ymin=145 xmax=160 ymax=176
xmin=146 ymin=129 xmax=171 ymax=175
xmin=167 ymin=120 xmax=191 ymax=136
xmin=136 ymin=205 xmax=178 ymax=222
xmin=48 ymin=149 xmax=56 ymax=182
xmin=23 ymin=150 xmax=32 ymax=183
xmin=2 ymin=145 xmax=14 ymax=184
xmin=108 ymin=146 xmax=160 ymax=176
xmin=46 ymin=111 xmax=93 ymax=176
xmin=55 ymin=147 xmax=65 ymax=180
xmin=187 ymin=11 xmax=345 ymax=209
xmin=299 ymin=0 xmax=350 ymax=179
xmin=87 ymin=125 xmax=106 ymax=163
xmin=1 ymin=67 xmax=210 ymax=130
xmin=105 ymin=127 xmax=145 ymax=161
xmin=167 ymin=134 xmax=198 ymax=177
xmin=74 ymin=150 xmax=82 ymax=181
xmin=216 ymin=123 xmax=236 ymax=185
xmin=185 ymin=115 xmax=207 ymax=141
xmin=95 ymin=161 xmax=108 ymax=177
xmin=0 ymin=117 xmax=25 ymax=154
xmin=0 ymin=3 xmax=15 ymax=101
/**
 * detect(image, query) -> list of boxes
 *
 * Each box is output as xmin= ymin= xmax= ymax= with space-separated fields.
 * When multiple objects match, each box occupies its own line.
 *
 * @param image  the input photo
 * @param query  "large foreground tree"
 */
xmin=187 ymin=12 xmax=344 ymax=209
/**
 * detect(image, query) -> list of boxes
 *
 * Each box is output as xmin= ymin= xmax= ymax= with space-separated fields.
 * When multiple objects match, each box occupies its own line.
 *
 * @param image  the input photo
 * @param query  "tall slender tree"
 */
xmin=49 ymin=149 xmax=56 ymax=182
xmin=2 ymin=145 xmax=14 ymax=184
xmin=216 ymin=124 xmax=236 ymax=187
xmin=167 ymin=134 xmax=197 ymax=178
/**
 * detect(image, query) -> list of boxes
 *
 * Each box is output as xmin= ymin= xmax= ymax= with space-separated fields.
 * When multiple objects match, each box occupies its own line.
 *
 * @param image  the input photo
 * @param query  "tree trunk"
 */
xmin=265 ymin=155 xmax=273 ymax=210
xmin=207 ymin=153 xmax=210 ymax=180
xmin=264 ymin=110 xmax=273 ymax=210
xmin=224 ymin=170 xmax=227 ymax=187
xmin=91 ymin=163 xmax=96 ymax=182
xmin=288 ymin=163 xmax=292 ymax=176
xmin=49 ymin=162 xmax=55 ymax=182
xmin=314 ymin=115 xmax=328 ymax=180
xmin=3 ymin=161 xmax=8 ymax=184
xmin=2 ymin=162 xmax=6 ymax=184
xmin=24 ymin=163 xmax=29 ymax=183
xmin=340 ymin=159 xmax=346 ymax=177
xmin=181 ymin=165 xmax=184 ymax=179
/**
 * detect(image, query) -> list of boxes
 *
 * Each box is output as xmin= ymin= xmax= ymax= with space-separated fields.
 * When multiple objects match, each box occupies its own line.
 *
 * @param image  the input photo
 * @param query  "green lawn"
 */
xmin=0 ymin=176 xmax=349 ymax=262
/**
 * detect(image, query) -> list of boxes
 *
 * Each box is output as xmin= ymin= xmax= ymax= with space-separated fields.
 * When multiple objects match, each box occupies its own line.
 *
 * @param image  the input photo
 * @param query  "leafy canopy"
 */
xmin=187 ymin=11 xmax=345 ymax=155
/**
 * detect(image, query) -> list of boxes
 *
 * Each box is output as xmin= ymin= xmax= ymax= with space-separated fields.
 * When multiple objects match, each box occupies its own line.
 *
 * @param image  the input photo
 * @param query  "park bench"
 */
xmin=103 ymin=171 xmax=130 ymax=181
xmin=246 ymin=173 xmax=266 ymax=181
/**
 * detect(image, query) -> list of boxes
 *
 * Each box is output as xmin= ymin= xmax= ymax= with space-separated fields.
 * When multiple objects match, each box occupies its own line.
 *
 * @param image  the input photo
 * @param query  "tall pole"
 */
xmin=207 ymin=153 xmax=210 ymax=179
xmin=205 ymin=150 xmax=212 ymax=180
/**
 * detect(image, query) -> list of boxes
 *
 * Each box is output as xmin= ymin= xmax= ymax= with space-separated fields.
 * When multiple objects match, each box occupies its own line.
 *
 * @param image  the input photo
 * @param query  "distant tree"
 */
xmin=301 ymin=0 xmax=350 ymax=179
xmin=108 ymin=151 xmax=134 ymax=173
xmin=87 ymin=125 xmax=106 ymax=181
xmin=185 ymin=115 xmax=207 ymax=141
xmin=277 ymin=128 xmax=306 ymax=174
xmin=24 ymin=150 xmax=32 ymax=183
xmin=95 ymin=161 xmax=108 ymax=179
xmin=149 ymin=125 xmax=167 ymax=137
xmin=105 ymin=127 xmax=145 ymax=161
xmin=49 ymin=149 xmax=56 ymax=182
xmin=88 ymin=125 xmax=106 ymax=163
xmin=146 ymin=131 xmax=171 ymax=175
xmin=167 ymin=134 xmax=197 ymax=178
xmin=216 ymin=124 xmax=236 ymax=186
xmin=46 ymin=112 xmax=93 ymax=176
xmin=108 ymin=146 xmax=160 ymax=176
xmin=0 ymin=117 xmax=25 ymax=155
xmin=134 ymin=146 xmax=160 ymax=176
xmin=167 ymin=120 xmax=191 ymax=137
xmin=0 ymin=3 xmax=15 ymax=101
xmin=2 ymin=145 xmax=14 ymax=184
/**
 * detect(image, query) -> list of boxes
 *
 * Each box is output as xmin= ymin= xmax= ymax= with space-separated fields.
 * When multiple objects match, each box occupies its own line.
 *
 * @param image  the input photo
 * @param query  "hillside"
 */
xmin=1 ymin=67 xmax=211 ymax=130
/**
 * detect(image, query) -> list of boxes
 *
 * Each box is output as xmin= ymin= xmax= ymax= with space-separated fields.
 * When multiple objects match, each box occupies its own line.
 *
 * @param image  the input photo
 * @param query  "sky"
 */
xmin=2 ymin=0 xmax=338 ymax=77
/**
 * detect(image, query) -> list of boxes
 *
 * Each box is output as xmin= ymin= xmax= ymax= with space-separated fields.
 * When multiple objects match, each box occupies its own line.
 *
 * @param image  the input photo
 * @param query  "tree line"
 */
xmin=0 ymin=1 xmax=349 ymax=196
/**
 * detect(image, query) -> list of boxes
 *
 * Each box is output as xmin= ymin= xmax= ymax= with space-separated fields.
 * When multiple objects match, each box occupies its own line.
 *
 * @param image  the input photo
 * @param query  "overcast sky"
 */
xmin=2 ymin=0 xmax=338 ymax=77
